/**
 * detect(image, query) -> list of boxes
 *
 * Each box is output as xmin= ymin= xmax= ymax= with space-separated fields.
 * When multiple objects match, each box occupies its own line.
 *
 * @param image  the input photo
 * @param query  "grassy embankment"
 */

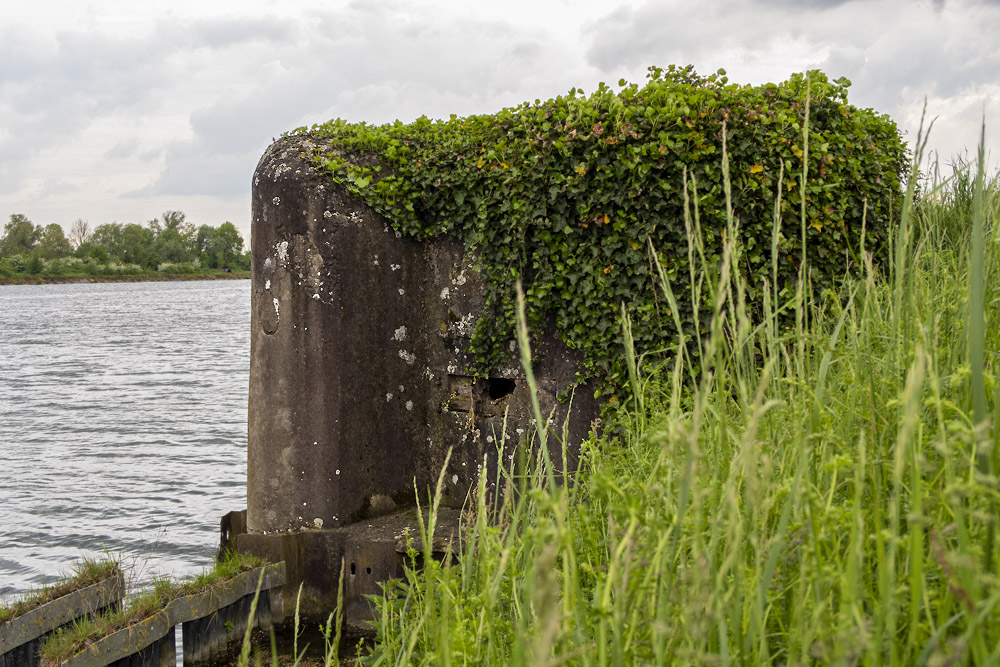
xmin=0 ymin=270 xmax=250 ymax=286
xmin=342 ymin=135 xmax=999 ymax=666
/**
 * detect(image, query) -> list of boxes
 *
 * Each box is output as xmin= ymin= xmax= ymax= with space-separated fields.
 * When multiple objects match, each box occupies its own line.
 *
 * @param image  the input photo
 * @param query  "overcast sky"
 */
xmin=2 ymin=0 xmax=998 ymax=243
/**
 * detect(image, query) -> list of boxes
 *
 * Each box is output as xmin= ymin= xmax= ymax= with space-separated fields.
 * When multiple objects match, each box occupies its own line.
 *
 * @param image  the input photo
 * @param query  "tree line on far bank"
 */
xmin=0 ymin=212 xmax=250 ymax=278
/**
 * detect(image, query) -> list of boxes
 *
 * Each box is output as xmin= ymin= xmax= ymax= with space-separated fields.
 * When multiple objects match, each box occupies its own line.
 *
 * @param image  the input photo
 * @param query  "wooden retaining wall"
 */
xmin=53 ymin=562 xmax=285 ymax=667
xmin=0 ymin=571 xmax=125 ymax=667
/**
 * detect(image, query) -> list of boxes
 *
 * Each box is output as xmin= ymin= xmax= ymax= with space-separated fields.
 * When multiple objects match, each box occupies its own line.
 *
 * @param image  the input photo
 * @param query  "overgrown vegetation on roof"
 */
xmin=299 ymin=66 xmax=907 ymax=396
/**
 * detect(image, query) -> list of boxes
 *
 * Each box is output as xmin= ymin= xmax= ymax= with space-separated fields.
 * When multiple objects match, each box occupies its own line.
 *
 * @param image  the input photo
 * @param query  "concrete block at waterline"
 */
xmin=182 ymin=595 xmax=259 ymax=666
xmin=236 ymin=508 xmax=461 ymax=625
xmin=247 ymin=133 xmax=600 ymax=539
xmin=217 ymin=509 xmax=248 ymax=559
xmin=0 ymin=569 xmax=124 ymax=667
xmin=342 ymin=507 xmax=461 ymax=628
xmin=237 ymin=529 xmax=346 ymax=620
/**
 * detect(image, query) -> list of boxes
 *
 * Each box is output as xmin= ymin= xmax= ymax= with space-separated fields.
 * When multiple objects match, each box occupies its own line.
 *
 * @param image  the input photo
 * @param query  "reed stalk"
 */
xmin=347 ymin=126 xmax=1000 ymax=665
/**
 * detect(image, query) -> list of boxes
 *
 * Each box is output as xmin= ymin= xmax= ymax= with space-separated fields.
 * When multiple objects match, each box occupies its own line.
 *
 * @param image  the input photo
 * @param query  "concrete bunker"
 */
xmin=228 ymin=134 xmax=599 ymax=623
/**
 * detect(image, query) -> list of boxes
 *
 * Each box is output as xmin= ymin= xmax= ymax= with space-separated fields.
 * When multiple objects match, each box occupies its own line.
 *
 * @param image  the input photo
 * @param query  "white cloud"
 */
xmin=0 ymin=0 xmax=996 ymax=239
xmin=582 ymin=0 xmax=1000 ymax=164
xmin=135 ymin=4 xmax=597 ymax=203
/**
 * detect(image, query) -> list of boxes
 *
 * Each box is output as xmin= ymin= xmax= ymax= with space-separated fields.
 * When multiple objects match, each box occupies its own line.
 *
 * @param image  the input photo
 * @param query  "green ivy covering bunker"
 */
xmin=296 ymin=66 xmax=907 ymax=396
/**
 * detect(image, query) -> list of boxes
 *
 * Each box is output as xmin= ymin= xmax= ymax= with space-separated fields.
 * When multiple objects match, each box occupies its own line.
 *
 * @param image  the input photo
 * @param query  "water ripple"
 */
xmin=0 ymin=281 xmax=250 ymax=603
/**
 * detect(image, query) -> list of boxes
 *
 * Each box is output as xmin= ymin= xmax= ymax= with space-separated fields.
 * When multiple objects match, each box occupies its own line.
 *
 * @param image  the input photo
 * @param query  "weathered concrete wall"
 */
xmin=242 ymin=134 xmax=599 ymax=616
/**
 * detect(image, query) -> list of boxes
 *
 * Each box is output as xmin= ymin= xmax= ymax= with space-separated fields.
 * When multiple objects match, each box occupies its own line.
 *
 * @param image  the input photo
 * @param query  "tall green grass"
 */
xmin=360 ymin=134 xmax=1000 ymax=665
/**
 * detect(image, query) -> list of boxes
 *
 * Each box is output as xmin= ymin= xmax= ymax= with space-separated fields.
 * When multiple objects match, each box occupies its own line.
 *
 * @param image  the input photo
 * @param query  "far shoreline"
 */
xmin=0 ymin=271 xmax=251 ymax=286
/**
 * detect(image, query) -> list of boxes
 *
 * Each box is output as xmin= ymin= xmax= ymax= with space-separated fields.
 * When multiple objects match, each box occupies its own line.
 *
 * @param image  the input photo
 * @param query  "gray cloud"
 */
xmin=755 ymin=0 xmax=856 ymax=6
xmin=583 ymin=0 xmax=999 ymax=108
xmin=577 ymin=0 xmax=1000 ymax=162
xmin=129 ymin=86 xmax=305 ymax=197
xmin=0 ymin=30 xmax=161 ymax=114
xmin=40 ymin=179 xmax=80 ymax=198
xmin=0 ymin=28 xmax=163 ymax=186
xmin=0 ymin=14 xmax=304 ymax=195
xmin=104 ymin=139 xmax=142 ymax=161
xmin=128 ymin=146 xmax=255 ymax=198
xmin=4 ymin=0 xmax=995 ymax=227
xmin=135 ymin=5 xmax=591 ymax=198
xmin=180 ymin=16 xmax=299 ymax=49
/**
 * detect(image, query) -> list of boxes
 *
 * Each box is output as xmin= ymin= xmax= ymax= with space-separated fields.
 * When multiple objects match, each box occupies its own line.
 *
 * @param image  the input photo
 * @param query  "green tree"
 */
xmin=89 ymin=223 xmax=126 ymax=261
xmin=84 ymin=222 xmax=156 ymax=267
xmin=120 ymin=223 xmax=155 ymax=267
xmin=151 ymin=211 xmax=196 ymax=264
xmin=196 ymin=224 xmax=219 ymax=268
xmin=36 ymin=224 xmax=73 ymax=259
xmin=155 ymin=227 xmax=195 ymax=263
xmin=214 ymin=222 xmax=244 ymax=269
xmin=0 ymin=214 xmax=40 ymax=258
xmin=160 ymin=210 xmax=189 ymax=232
xmin=86 ymin=245 xmax=111 ymax=264
xmin=197 ymin=222 xmax=245 ymax=269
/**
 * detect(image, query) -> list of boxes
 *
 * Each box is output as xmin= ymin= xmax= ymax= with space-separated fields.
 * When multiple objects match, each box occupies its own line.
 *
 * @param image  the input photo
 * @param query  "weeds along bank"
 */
xmin=0 ymin=553 xmax=277 ymax=665
xmin=0 ymin=270 xmax=250 ymax=285
xmin=359 ymin=149 xmax=999 ymax=665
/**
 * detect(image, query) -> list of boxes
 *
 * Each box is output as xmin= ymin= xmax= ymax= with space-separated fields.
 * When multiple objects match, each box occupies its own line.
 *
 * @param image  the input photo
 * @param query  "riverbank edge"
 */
xmin=0 ymin=272 xmax=250 ymax=286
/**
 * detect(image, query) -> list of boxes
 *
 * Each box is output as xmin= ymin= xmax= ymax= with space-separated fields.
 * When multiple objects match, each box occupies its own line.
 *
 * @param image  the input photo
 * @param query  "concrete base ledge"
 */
xmin=51 ymin=563 xmax=285 ymax=667
xmin=237 ymin=508 xmax=461 ymax=624
xmin=0 ymin=570 xmax=124 ymax=655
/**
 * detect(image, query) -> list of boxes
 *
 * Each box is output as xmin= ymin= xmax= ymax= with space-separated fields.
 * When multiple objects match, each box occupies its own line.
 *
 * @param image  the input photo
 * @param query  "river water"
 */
xmin=0 ymin=280 xmax=250 ymax=603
